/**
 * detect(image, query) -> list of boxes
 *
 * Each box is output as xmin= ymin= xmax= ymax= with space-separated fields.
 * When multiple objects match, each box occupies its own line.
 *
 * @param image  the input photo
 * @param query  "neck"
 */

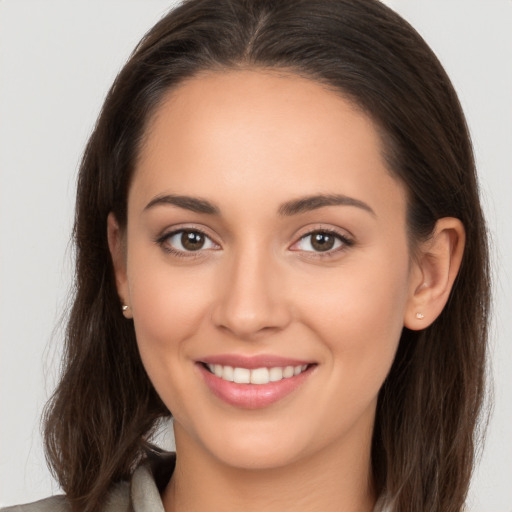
xmin=162 ymin=423 xmax=376 ymax=512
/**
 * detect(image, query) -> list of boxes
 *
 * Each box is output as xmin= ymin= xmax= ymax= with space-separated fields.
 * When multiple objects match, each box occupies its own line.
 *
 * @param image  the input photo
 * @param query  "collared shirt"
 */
xmin=1 ymin=452 xmax=389 ymax=511
xmin=0 ymin=452 xmax=175 ymax=512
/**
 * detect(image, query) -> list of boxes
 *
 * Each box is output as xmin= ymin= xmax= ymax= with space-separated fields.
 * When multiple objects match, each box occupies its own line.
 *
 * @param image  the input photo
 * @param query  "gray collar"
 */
xmin=128 ymin=452 xmax=389 ymax=512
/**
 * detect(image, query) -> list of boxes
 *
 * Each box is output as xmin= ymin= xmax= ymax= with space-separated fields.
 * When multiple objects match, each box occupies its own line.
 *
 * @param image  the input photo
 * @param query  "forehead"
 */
xmin=132 ymin=69 xmax=406 ymax=222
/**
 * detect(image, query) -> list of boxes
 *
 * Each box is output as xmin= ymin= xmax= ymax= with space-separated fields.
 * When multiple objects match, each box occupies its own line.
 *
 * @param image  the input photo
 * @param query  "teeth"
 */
xmin=283 ymin=365 xmax=294 ymax=378
xmin=269 ymin=367 xmax=283 ymax=382
xmin=206 ymin=363 xmax=309 ymax=384
xmin=250 ymin=367 xmax=269 ymax=384
xmin=222 ymin=365 xmax=234 ymax=382
xmin=233 ymin=367 xmax=250 ymax=384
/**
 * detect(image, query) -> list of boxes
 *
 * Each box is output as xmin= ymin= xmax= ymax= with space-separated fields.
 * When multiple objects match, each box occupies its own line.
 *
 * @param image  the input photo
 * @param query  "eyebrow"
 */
xmin=278 ymin=194 xmax=375 ymax=217
xmin=144 ymin=194 xmax=220 ymax=215
xmin=144 ymin=193 xmax=375 ymax=217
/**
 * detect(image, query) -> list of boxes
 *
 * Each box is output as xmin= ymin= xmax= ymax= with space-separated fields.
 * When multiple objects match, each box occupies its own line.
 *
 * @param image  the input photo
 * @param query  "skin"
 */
xmin=108 ymin=70 xmax=465 ymax=512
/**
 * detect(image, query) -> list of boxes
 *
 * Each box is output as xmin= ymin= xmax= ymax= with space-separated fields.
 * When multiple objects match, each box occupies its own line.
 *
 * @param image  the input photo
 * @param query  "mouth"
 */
xmin=196 ymin=356 xmax=316 ymax=409
xmin=202 ymin=362 xmax=310 ymax=384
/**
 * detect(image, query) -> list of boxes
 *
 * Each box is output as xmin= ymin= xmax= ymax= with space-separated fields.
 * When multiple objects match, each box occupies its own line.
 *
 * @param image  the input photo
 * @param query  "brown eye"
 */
xmin=161 ymin=229 xmax=218 ymax=254
xmin=181 ymin=230 xmax=205 ymax=251
xmin=293 ymin=230 xmax=351 ymax=254
xmin=310 ymin=231 xmax=336 ymax=251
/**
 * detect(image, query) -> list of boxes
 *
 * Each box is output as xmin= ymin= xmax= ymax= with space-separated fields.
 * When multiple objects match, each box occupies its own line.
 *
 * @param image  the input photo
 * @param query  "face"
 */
xmin=111 ymin=70 xmax=418 ymax=471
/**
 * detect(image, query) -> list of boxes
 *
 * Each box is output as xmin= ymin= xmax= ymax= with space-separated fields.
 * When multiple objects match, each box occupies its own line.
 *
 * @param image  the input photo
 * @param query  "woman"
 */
xmin=2 ymin=0 xmax=490 ymax=511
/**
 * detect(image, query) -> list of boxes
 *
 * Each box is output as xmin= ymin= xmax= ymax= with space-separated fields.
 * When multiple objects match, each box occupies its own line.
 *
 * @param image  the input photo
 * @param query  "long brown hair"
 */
xmin=43 ymin=1 xmax=490 ymax=511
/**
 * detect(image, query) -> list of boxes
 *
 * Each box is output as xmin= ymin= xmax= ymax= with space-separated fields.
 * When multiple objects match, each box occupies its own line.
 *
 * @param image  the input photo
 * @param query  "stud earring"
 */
xmin=415 ymin=312 xmax=425 ymax=319
xmin=121 ymin=304 xmax=133 ymax=319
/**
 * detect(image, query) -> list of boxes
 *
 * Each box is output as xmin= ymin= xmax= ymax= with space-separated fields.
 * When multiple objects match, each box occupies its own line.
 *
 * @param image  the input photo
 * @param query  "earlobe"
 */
xmin=107 ymin=213 xmax=132 ymax=318
xmin=404 ymin=217 xmax=465 ymax=330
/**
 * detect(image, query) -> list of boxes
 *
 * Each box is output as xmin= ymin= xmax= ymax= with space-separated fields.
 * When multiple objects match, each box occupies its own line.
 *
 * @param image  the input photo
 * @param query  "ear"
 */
xmin=404 ymin=217 xmax=465 ymax=330
xmin=107 ymin=212 xmax=132 ymax=319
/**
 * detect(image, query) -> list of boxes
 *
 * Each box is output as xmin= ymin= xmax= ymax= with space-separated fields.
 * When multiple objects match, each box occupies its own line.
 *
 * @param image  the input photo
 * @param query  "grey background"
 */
xmin=1 ymin=1 xmax=511 ymax=509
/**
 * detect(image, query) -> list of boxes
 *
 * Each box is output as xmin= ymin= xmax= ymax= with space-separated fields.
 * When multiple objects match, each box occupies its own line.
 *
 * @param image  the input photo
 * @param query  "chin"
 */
xmin=174 ymin=416 xmax=314 ymax=471
xmin=211 ymin=439 xmax=310 ymax=471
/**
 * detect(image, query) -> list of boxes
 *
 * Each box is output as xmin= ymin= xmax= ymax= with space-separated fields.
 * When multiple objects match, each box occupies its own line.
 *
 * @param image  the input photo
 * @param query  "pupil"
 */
xmin=311 ymin=232 xmax=334 ymax=251
xmin=181 ymin=231 xmax=204 ymax=251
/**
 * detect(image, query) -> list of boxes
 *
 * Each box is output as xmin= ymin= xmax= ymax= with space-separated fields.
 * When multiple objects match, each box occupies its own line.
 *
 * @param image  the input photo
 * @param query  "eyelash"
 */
xmin=155 ymin=227 xmax=354 ymax=259
xmin=155 ymin=227 xmax=217 ymax=259
xmin=292 ymin=229 xmax=354 ymax=258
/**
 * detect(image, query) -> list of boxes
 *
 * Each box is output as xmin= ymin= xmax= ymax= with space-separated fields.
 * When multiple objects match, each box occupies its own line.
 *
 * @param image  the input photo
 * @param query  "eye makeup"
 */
xmin=155 ymin=227 xmax=220 ymax=258
xmin=154 ymin=223 xmax=355 ymax=261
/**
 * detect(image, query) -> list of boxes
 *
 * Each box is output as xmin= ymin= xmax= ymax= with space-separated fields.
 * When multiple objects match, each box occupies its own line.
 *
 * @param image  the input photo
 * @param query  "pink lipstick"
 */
xmin=197 ymin=354 xmax=315 ymax=409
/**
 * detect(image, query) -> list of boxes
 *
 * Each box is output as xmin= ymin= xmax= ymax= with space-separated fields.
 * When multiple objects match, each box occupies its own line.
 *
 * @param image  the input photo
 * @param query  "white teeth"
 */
xmin=233 ymin=367 xmax=251 ymax=384
xmin=283 ymin=366 xmax=294 ymax=378
xmin=222 ymin=365 xmax=234 ymax=382
xmin=250 ymin=367 xmax=270 ymax=384
xmin=206 ymin=362 xmax=309 ymax=384
xmin=269 ymin=367 xmax=283 ymax=382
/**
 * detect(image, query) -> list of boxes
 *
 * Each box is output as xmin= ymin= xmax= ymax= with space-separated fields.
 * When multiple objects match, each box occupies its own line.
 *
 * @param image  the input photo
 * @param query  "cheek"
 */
xmin=126 ymin=256 xmax=216 ymax=417
xmin=295 ymin=253 xmax=410 ymax=435
xmin=297 ymin=249 xmax=410 ymax=374
xmin=127 ymin=254 xmax=212 ymax=357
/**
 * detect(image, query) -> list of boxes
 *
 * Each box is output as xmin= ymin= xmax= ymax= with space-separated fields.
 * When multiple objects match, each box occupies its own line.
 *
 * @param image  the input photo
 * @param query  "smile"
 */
xmin=205 ymin=363 xmax=309 ymax=384
xmin=198 ymin=357 xmax=315 ymax=409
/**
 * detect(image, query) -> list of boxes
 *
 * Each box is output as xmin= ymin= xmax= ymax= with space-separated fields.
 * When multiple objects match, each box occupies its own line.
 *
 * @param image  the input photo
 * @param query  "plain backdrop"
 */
xmin=1 ymin=1 xmax=511 ymax=509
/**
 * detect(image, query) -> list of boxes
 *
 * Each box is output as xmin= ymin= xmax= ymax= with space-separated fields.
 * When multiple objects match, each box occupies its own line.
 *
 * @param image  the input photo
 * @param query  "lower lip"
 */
xmin=197 ymin=363 xmax=313 ymax=409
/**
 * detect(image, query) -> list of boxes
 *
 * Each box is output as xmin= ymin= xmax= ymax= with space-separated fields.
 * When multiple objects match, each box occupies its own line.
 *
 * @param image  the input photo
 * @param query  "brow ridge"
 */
xmin=144 ymin=192 xmax=374 ymax=217
xmin=278 ymin=194 xmax=375 ymax=216
xmin=144 ymin=194 xmax=220 ymax=215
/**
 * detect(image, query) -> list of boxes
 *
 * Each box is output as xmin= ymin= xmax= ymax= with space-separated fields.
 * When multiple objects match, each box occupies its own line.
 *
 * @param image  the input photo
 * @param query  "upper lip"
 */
xmin=199 ymin=354 xmax=314 ymax=369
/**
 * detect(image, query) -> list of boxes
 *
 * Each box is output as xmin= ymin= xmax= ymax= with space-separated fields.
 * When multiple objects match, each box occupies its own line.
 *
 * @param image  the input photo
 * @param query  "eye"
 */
xmin=292 ymin=230 xmax=352 ymax=253
xmin=159 ymin=229 xmax=219 ymax=254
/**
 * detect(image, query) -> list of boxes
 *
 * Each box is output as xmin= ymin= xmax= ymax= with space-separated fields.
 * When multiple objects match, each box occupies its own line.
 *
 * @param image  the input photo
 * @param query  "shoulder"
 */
xmin=0 ymin=481 xmax=130 ymax=512
xmin=0 ymin=495 xmax=70 ymax=512
xmin=0 ymin=451 xmax=174 ymax=512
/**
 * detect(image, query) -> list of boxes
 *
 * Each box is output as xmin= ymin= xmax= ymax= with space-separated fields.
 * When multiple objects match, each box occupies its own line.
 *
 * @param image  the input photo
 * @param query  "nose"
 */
xmin=211 ymin=247 xmax=292 ymax=339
